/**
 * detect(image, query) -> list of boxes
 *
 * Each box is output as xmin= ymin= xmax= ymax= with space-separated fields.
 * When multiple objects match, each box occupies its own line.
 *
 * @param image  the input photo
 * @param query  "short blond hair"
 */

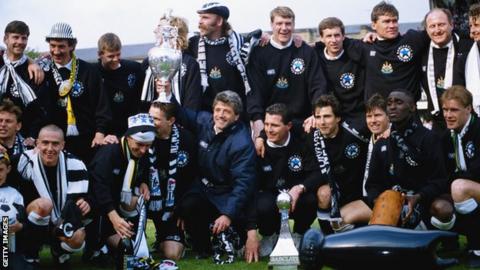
xmin=270 ymin=6 xmax=295 ymax=23
xmin=98 ymin=33 xmax=122 ymax=53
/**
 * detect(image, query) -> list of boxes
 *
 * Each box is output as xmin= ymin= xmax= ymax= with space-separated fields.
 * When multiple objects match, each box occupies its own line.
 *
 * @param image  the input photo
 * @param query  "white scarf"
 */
xmin=465 ymin=42 xmax=480 ymax=114
xmin=18 ymin=149 xmax=67 ymax=223
xmin=427 ymin=39 xmax=455 ymax=113
xmin=451 ymin=114 xmax=472 ymax=172
xmin=0 ymin=54 xmax=37 ymax=105
xmin=362 ymin=136 xmax=375 ymax=197
xmin=121 ymin=137 xmax=137 ymax=205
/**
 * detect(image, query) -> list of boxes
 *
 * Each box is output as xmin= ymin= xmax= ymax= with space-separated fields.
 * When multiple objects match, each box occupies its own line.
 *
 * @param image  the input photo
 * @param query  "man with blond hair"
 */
xmin=247 ymin=6 xmax=327 ymax=138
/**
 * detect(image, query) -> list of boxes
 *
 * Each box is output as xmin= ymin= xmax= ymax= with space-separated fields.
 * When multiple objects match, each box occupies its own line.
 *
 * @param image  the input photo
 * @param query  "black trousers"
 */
xmin=255 ymin=190 xmax=317 ymax=236
xmin=177 ymin=192 xmax=245 ymax=253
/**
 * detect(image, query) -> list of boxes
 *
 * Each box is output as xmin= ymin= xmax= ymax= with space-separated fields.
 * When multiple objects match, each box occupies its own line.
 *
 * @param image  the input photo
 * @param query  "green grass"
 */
xmin=34 ymin=220 xmax=472 ymax=269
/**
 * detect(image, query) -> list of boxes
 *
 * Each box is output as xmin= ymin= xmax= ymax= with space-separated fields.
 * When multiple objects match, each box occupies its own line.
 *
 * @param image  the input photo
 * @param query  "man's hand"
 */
xmin=288 ymin=185 xmax=304 ymax=212
xmin=108 ymin=210 xmax=134 ymax=238
xmin=212 ymin=215 xmax=231 ymax=235
xmin=362 ymin=32 xmax=377 ymax=44
xmin=76 ymin=198 xmax=91 ymax=216
xmin=254 ymin=137 xmax=265 ymax=158
xmin=91 ymin=132 xmax=106 ymax=147
xmin=293 ymin=34 xmax=303 ymax=48
xmin=103 ymin=134 xmax=119 ymax=145
xmin=259 ymin=32 xmax=270 ymax=46
xmin=402 ymin=193 xmax=421 ymax=226
xmin=24 ymin=137 xmax=35 ymax=147
xmin=9 ymin=221 xmax=23 ymax=233
xmin=251 ymin=119 xmax=264 ymax=141
xmin=139 ymin=183 xmax=150 ymax=201
xmin=303 ymin=115 xmax=315 ymax=133
xmin=245 ymin=230 xmax=259 ymax=263
xmin=27 ymin=61 xmax=44 ymax=85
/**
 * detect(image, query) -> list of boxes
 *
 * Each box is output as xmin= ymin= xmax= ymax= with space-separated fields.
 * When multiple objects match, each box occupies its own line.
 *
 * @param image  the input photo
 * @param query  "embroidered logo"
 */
xmin=339 ymin=73 xmax=355 ymax=89
xmin=199 ymin=140 xmax=208 ymax=149
xmin=288 ymin=155 xmax=303 ymax=172
xmin=209 ymin=66 xmax=222 ymax=79
xmin=263 ymin=165 xmax=272 ymax=172
xmin=113 ymin=91 xmax=124 ymax=103
xmin=290 ymin=58 xmax=305 ymax=75
xmin=381 ymin=61 xmax=393 ymax=74
xmin=71 ymin=81 xmax=84 ymax=97
xmin=276 ymin=178 xmax=286 ymax=188
xmin=180 ymin=63 xmax=187 ymax=78
xmin=127 ymin=73 xmax=136 ymax=88
xmin=267 ymin=69 xmax=276 ymax=75
xmin=397 ymin=45 xmax=413 ymax=62
xmin=177 ymin=151 xmax=189 ymax=167
xmin=466 ymin=141 xmax=475 ymax=159
xmin=276 ymin=77 xmax=289 ymax=89
xmin=345 ymin=143 xmax=360 ymax=159
xmin=57 ymin=97 xmax=67 ymax=108
xmin=370 ymin=50 xmax=376 ymax=56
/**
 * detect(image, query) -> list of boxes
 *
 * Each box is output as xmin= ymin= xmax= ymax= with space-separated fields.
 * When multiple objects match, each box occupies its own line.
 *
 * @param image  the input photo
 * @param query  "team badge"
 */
xmin=113 ymin=91 xmax=124 ymax=103
xmin=180 ymin=63 xmax=187 ymax=78
xmin=288 ymin=155 xmax=303 ymax=172
xmin=127 ymin=73 xmax=136 ymax=88
xmin=466 ymin=141 xmax=475 ymax=159
xmin=436 ymin=77 xmax=445 ymax=89
xmin=276 ymin=77 xmax=289 ymax=89
xmin=381 ymin=61 xmax=393 ymax=74
xmin=339 ymin=73 xmax=355 ymax=89
xmin=397 ymin=45 xmax=413 ymax=62
xmin=226 ymin=51 xmax=237 ymax=66
xmin=290 ymin=58 xmax=305 ymax=75
xmin=370 ymin=50 xmax=376 ymax=57
xmin=177 ymin=151 xmax=189 ymax=167
xmin=345 ymin=143 xmax=360 ymax=159
xmin=267 ymin=69 xmax=276 ymax=75
xmin=209 ymin=67 xmax=222 ymax=79
xmin=71 ymin=81 xmax=84 ymax=97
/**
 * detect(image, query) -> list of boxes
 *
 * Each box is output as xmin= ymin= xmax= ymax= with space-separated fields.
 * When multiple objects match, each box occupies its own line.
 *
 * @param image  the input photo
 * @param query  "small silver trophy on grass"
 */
xmin=148 ymin=10 xmax=182 ymax=101
xmin=269 ymin=190 xmax=300 ymax=269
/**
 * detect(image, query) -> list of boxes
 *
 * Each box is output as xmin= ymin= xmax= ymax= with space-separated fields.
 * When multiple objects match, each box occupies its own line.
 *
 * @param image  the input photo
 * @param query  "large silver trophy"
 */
xmin=148 ymin=10 xmax=182 ymax=101
xmin=269 ymin=190 xmax=300 ymax=270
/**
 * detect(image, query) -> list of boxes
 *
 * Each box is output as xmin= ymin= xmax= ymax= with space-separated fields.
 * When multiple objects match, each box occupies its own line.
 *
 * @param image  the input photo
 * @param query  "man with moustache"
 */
xmin=39 ymin=22 xmax=112 ymax=164
xmin=441 ymin=85 xmax=480 ymax=267
xmin=421 ymin=8 xmax=471 ymax=131
xmin=186 ymin=2 xmax=261 ymax=118
xmin=315 ymin=17 xmax=366 ymax=130
xmin=248 ymin=6 xmax=327 ymax=139
xmin=366 ymin=89 xmax=454 ymax=231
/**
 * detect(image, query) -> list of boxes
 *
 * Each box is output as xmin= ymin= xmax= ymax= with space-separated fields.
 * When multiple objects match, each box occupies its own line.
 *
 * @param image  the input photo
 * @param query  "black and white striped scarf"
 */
xmin=0 ymin=54 xmax=37 ymax=106
xmin=17 ymin=149 xmax=89 ymax=223
xmin=148 ymin=124 xmax=179 ymax=222
xmin=390 ymin=121 xmax=420 ymax=168
xmin=313 ymin=129 xmax=341 ymax=218
xmin=197 ymin=31 xmax=251 ymax=94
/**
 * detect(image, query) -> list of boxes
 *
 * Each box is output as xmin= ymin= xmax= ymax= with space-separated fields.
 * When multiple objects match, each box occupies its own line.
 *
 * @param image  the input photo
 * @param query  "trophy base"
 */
xmin=268 ymin=265 xmax=298 ymax=270
xmin=268 ymin=255 xmax=299 ymax=270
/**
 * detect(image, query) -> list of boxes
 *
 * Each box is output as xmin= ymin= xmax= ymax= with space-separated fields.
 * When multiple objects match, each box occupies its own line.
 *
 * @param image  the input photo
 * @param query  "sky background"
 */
xmin=1 ymin=0 xmax=430 ymax=52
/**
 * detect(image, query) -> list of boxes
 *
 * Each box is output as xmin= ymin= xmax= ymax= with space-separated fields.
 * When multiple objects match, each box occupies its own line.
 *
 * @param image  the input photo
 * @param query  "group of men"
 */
xmin=0 ymin=0 xmax=480 ymax=269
